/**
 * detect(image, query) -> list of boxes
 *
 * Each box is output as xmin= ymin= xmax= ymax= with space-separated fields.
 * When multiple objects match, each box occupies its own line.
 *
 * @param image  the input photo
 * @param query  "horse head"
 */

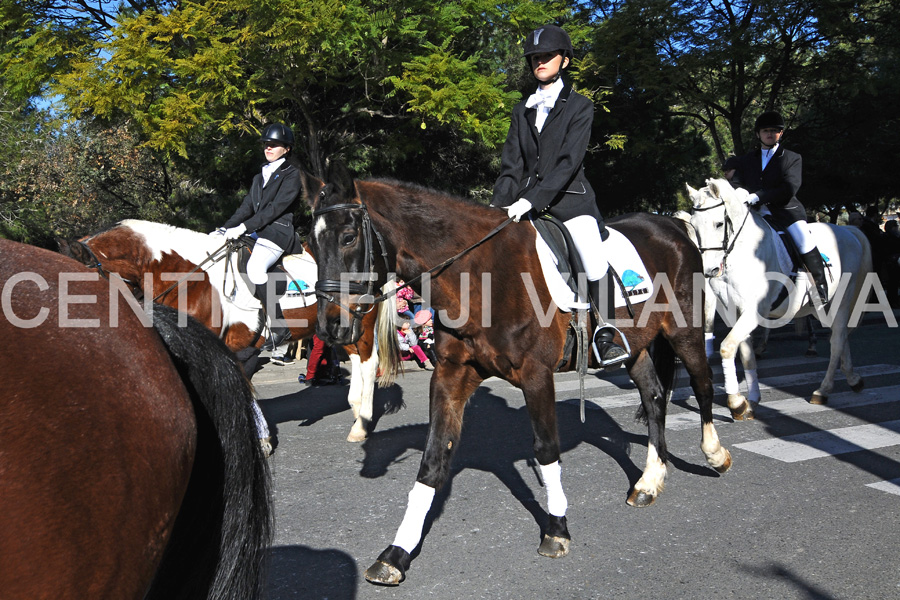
xmin=686 ymin=178 xmax=751 ymax=278
xmin=306 ymin=162 xmax=380 ymax=346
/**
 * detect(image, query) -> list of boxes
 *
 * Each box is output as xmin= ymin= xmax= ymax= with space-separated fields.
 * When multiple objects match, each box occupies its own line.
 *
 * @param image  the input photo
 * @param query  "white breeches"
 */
xmin=247 ymin=238 xmax=284 ymax=285
xmin=787 ymin=220 xmax=817 ymax=254
xmin=563 ymin=215 xmax=609 ymax=281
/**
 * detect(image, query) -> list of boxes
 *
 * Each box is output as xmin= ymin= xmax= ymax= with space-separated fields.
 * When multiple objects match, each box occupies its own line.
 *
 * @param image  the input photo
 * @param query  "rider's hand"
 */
xmin=745 ymin=193 xmax=760 ymax=206
xmin=224 ymin=224 xmax=247 ymax=240
xmin=209 ymin=227 xmax=226 ymax=237
xmin=506 ymin=198 xmax=533 ymax=222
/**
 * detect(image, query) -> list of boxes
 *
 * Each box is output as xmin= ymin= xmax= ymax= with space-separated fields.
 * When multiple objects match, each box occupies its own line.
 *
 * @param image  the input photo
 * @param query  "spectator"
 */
xmin=414 ymin=309 xmax=437 ymax=367
xmin=396 ymin=279 xmax=416 ymax=322
xmin=398 ymin=320 xmax=433 ymax=370
xmin=298 ymin=334 xmax=339 ymax=385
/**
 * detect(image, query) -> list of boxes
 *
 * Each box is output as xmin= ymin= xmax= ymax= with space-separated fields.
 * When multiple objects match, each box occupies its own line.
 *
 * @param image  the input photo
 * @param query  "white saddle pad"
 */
xmin=534 ymin=225 xmax=654 ymax=313
xmin=280 ymin=252 xmax=318 ymax=309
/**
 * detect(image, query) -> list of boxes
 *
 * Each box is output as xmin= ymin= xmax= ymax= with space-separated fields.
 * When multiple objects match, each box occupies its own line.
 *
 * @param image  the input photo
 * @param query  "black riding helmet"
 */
xmin=523 ymin=24 xmax=574 ymax=71
xmin=754 ymin=111 xmax=785 ymax=132
xmin=260 ymin=123 xmax=295 ymax=148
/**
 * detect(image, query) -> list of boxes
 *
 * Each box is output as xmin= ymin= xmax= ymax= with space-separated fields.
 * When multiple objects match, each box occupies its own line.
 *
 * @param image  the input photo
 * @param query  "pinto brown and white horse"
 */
xmin=304 ymin=167 xmax=733 ymax=585
xmin=0 ymin=239 xmax=270 ymax=599
xmin=58 ymin=219 xmax=394 ymax=442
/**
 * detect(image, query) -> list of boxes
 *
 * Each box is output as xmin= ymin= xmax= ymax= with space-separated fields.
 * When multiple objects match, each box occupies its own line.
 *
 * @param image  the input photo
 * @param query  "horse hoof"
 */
xmin=729 ymin=398 xmax=754 ymax=421
xmin=626 ymin=489 xmax=656 ymax=507
xmin=259 ymin=437 xmax=274 ymax=457
xmin=365 ymin=560 xmax=404 ymax=586
xmin=851 ymin=379 xmax=865 ymax=393
xmin=809 ymin=393 xmax=828 ymax=405
xmin=537 ymin=535 xmax=570 ymax=558
xmin=711 ymin=449 xmax=733 ymax=474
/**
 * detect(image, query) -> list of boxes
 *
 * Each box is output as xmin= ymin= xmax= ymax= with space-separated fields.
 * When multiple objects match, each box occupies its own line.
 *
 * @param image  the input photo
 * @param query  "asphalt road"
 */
xmin=253 ymin=309 xmax=900 ymax=600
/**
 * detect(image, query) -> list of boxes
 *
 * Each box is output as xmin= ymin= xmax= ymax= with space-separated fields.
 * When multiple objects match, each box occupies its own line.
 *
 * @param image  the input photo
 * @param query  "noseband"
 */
xmin=691 ymin=199 xmax=750 ymax=276
xmin=312 ymin=202 xmax=388 ymax=320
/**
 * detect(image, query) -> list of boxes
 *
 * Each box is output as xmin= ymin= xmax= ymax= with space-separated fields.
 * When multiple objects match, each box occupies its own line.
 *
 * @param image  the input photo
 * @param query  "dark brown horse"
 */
xmin=58 ymin=219 xmax=394 ymax=442
xmin=304 ymin=167 xmax=733 ymax=585
xmin=0 ymin=239 xmax=270 ymax=599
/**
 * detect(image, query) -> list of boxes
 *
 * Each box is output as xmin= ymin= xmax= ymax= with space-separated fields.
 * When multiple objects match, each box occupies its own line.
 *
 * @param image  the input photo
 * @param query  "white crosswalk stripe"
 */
xmin=510 ymin=354 xmax=900 ymax=496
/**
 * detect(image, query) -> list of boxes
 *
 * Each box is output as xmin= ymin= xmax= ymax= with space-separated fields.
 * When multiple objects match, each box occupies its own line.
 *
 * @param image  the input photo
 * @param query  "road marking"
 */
xmin=734 ymin=419 xmax=900 ymax=462
xmin=866 ymin=478 xmax=900 ymax=496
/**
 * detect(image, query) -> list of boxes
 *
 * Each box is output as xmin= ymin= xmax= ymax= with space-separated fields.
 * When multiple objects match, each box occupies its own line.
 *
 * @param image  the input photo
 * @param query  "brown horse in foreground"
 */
xmin=0 ymin=240 xmax=270 ymax=599
xmin=304 ymin=167 xmax=733 ymax=585
xmin=59 ymin=220 xmax=395 ymax=442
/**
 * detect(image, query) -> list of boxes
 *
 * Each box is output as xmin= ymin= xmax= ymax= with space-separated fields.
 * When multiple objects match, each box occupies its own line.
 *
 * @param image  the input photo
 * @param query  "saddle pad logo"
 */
xmin=621 ymin=269 xmax=645 ymax=291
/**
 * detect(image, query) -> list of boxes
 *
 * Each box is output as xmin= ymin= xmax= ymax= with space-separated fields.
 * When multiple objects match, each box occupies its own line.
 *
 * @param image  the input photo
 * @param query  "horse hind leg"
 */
xmin=626 ymin=350 xmax=669 ymax=508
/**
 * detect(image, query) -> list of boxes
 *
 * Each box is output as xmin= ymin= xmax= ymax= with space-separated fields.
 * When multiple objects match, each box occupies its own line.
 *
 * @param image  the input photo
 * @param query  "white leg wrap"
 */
xmin=704 ymin=332 xmax=715 ymax=359
xmin=391 ymin=482 xmax=436 ymax=553
xmin=745 ymin=368 xmax=760 ymax=403
xmin=721 ymin=357 xmax=740 ymax=395
xmin=540 ymin=461 xmax=568 ymax=517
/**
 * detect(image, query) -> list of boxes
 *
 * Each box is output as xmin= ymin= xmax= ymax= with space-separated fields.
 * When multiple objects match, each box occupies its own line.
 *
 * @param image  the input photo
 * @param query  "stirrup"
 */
xmin=262 ymin=326 xmax=291 ymax=352
xmin=592 ymin=324 xmax=630 ymax=369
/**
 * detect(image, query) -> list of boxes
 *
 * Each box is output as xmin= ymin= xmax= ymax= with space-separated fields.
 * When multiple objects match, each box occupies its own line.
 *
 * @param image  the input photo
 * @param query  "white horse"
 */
xmin=687 ymin=179 xmax=872 ymax=414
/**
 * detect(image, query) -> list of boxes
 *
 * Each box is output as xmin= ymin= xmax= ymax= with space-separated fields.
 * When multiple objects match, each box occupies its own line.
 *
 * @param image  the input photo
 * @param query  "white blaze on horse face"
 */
xmin=313 ymin=215 xmax=327 ymax=241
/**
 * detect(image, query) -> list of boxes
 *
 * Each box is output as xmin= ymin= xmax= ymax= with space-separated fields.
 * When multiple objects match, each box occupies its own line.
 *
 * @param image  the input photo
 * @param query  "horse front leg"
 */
xmin=626 ymin=349 xmax=669 ymax=507
xmin=520 ymin=365 xmax=571 ymax=559
xmin=345 ymin=350 xmax=378 ymax=442
xmin=720 ymin=312 xmax=760 ymax=420
xmin=364 ymin=363 xmax=482 ymax=586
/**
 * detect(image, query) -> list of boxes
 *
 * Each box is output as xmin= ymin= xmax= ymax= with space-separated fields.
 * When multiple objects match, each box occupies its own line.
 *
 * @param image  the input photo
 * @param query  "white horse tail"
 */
xmin=376 ymin=280 xmax=400 ymax=387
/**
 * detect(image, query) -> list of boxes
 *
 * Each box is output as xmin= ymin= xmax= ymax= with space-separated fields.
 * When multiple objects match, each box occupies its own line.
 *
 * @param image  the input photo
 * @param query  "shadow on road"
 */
xmin=266 ymin=545 xmax=358 ymax=600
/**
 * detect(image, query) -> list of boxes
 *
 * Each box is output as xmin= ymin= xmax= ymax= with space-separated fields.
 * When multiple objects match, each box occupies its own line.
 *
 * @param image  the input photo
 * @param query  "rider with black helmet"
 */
xmin=731 ymin=111 xmax=829 ymax=304
xmin=491 ymin=23 xmax=628 ymax=368
xmin=213 ymin=122 xmax=301 ymax=350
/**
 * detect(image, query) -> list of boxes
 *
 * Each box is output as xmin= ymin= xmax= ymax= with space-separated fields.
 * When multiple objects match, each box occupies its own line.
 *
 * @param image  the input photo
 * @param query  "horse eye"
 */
xmin=340 ymin=231 xmax=357 ymax=246
xmin=319 ymin=190 xmax=326 ymax=198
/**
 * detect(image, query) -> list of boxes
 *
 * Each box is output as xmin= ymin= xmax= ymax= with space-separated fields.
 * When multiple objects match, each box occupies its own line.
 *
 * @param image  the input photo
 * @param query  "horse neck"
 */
xmin=362 ymin=181 xmax=503 ymax=283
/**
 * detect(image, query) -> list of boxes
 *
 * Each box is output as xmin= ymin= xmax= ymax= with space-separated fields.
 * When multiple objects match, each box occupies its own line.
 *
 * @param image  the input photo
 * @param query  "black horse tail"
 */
xmin=634 ymin=334 xmax=678 ymax=423
xmin=146 ymin=304 xmax=272 ymax=600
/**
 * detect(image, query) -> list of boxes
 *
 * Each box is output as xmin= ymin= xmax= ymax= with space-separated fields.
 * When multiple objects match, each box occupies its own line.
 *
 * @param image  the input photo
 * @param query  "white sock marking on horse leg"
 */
xmin=701 ymin=422 xmax=728 ymax=468
xmin=744 ymin=368 xmax=760 ymax=403
xmin=391 ymin=482 xmax=435 ymax=553
xmin=540 ymin=461 xmax=568 ymax=517
xmin=636 ymin=443 xmax=666 ymax=495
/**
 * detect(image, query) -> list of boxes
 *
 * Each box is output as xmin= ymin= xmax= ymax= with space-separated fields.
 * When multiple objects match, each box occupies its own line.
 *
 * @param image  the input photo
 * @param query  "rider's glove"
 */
xmin=506 ymin=198 xmax=533 ymax=222
xmin=224 ymin=223 xmax=247 ymax=240
xmin=746 ymin=193 xmax=760 ymax=206
xmin=209 ymin=227 xmax=226 ymax=237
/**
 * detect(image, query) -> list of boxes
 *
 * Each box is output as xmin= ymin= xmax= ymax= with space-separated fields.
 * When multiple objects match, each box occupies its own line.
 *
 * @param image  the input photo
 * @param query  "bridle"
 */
xmin=691 ymin=199 xmax=751 ymax=277
xmin=312 ymin=200 xmax=514 ymax=322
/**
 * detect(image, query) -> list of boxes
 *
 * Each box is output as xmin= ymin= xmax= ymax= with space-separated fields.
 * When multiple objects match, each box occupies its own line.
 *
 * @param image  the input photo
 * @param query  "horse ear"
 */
xmin=707 ymin=179 xmax=722 ymax=199
xmin=300 ymin=170 xmax=325 ymax=210
xmin=327 ymin=160 xmax=356 ymax=200
xmin=685 ymin=183 xmax=701 ymax=207
xmin=58 ymin=239 xmax=92 ymax=266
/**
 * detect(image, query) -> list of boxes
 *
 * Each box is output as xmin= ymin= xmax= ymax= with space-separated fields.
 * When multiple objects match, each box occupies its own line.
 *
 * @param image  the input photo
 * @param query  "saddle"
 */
xmin=230 ymin=233 xmax=317 ymax=310
xmin=761 ymin=214 xmax=833 ymax=308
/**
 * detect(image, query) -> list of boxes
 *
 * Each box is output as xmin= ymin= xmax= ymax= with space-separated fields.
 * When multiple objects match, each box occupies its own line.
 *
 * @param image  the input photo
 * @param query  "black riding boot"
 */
xmin=256 ymin=277 xmax=291 ymax=351
xmin=589 ymin=275 xmax=629 ymax=369
xmin=800 ymin=248 xmax=829 ymax=306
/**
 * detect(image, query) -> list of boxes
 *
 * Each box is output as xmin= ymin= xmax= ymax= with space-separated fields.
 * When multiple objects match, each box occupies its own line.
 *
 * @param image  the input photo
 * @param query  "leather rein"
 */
xmin=311 ymin=201 xmax=514 ymax=321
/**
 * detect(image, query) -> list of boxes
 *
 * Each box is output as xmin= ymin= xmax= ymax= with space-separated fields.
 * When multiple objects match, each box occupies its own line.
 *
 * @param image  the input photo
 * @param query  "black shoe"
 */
xmin=262 ymin=327 xmax=291 ymax=352
xmin=592 ymin=327 xmax=629 ymax=369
